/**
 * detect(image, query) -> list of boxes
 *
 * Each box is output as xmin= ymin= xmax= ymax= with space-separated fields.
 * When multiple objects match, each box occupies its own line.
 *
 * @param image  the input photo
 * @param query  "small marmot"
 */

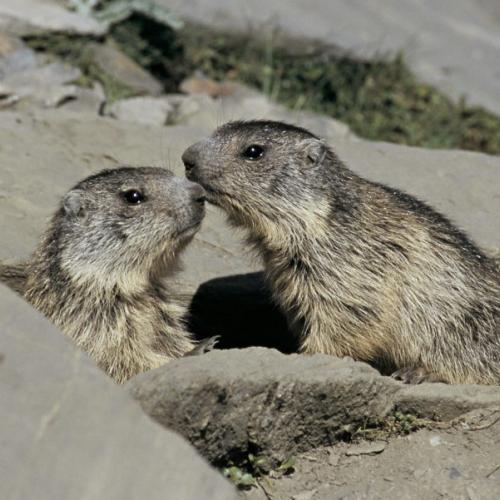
xmin=23 ymin=166 xmax=206 ymax=383
xmin=182 ymin=120 xmax=500 ymax=385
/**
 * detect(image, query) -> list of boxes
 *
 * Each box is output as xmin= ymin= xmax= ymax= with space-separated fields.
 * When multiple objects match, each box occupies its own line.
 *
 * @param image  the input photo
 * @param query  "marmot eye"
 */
xmin=122 ymin=189 xmax=145 ymax=204
xmin=242 ymin=145 xmax=264 ymax=160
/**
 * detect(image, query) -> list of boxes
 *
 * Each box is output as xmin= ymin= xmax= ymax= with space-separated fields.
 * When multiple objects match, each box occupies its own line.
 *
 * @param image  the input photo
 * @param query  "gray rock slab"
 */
xmin=0 ymin=0 xmax=106 ymax=36
xmin=395 ymin=383 xmax=500 ymax=420
xmin=0 ymin=284 xmax=238 ymax=500
xmin=158 ymin=0 xmax=500 ymax=115
xmin=106 ymin=96 xmax=175 ymax=126
xmin=62 ymin=82 xmax=106 ymax=114
xmin=0 ymin=63 xmax=82 ymax=109
xmin=1 ymin=61 xmax=81 ymax=90
xmin=176 ymin=89 xmax=352 ymax=139
xmin=87 ymin=42 xmax=163 ymax=96
xmin=127 ymin=348 xmax=401 ymax=467
xmin=0 ymin=33 xmax=38 ymax=77
xmin=0 ymin=36 xmax=86 ymax=110
xmin=127 ymin=347 xmax=500 ymax=468
xmin=0 ymin=107 xmax=498 ymax=294
xmin=0 ymin=31 xmax=24 ymax=56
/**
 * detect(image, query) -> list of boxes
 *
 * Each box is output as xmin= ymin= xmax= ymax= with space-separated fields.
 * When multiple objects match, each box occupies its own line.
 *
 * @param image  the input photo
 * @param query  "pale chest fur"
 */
xmin=262 ymin=238 xmax=393 ymax=358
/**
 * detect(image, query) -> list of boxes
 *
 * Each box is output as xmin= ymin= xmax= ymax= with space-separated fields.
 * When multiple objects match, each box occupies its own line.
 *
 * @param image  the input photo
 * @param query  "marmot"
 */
xmin=22 ymin=166 xmax=208 ymax=383
xmin=182 ymin=120 xmax=500 ymax=385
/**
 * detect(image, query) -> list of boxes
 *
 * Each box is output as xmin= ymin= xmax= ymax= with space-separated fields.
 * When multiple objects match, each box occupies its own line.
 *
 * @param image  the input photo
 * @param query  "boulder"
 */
xmin=0 ymin=0 xmax=106 ymax=36
xmin=86 ymin=42 xmax=163 ymax=97
xmin=127 ymin=348 xmax=400 ymax=468
xmin=127 ymin=348 xmax=500 ymax=468
xmin=106 ymin=96 xmax=175 ymax=126
xmin=0 ymin=284 xmax=238 ymax=500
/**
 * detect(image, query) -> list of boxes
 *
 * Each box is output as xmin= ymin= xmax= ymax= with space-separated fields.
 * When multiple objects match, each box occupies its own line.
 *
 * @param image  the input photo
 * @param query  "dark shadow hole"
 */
xmin=187 ymin=272 xmax=298 ymax=353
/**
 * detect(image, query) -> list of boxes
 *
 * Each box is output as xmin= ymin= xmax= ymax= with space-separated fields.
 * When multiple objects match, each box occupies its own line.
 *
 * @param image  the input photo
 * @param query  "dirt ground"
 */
xmin=248 ymin=411 xmax=500 ymax=500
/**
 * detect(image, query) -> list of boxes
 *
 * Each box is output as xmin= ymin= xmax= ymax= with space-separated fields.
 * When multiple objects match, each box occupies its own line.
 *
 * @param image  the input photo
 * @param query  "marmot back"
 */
xmin=24 ymin=166 xmax=206 ymax=383
xmin=182 ymin=120 xmax=500 ymax=385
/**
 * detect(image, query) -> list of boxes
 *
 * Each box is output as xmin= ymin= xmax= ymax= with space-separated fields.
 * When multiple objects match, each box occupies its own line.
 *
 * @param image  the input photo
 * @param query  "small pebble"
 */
xmin=328 ymin=451 xmax=340 ymax=466
xmin=429 ymin=436 xmax=443 ymax=447
xmin=345 ymin=441 xmax=386 ymax=456
xmin=292 ymin=489 xmax=317 ymax=500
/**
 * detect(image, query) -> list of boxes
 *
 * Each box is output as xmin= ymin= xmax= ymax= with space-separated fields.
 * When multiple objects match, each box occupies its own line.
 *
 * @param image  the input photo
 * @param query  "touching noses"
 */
xmin=189 ymin=182 xmax=206 ymax=204
xmin=182 ymin=145 xmax=199 ymax=180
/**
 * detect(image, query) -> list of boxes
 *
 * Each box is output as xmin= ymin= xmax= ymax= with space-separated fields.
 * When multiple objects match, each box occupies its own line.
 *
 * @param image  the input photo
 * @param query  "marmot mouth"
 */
xmin=177 ymin=218 xmax=203 ymax=236
xmin=199 ymin=184 xmax=231 ymax=206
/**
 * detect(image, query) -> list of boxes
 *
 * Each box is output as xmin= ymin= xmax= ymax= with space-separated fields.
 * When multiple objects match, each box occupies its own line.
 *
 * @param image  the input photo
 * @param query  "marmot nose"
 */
xmin=189 ymin=183 xmax=206 ymax=204
xmin=182 ymin=148 xmax=198 ymax=176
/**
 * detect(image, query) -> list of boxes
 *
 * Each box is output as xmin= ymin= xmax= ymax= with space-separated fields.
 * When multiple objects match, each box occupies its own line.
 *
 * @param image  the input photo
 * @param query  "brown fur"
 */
xmin=22 ymin=167 xmax=205 ymax=383
xmin=183 ymin=120 xmax=500 ymax=385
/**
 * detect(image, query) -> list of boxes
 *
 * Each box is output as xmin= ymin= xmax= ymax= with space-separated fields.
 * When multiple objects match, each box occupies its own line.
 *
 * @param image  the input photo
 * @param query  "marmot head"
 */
xmin=182 ymin=121 xmax=336 ymax=232
xmin=46 ymin=167 xmax=205 ymax=288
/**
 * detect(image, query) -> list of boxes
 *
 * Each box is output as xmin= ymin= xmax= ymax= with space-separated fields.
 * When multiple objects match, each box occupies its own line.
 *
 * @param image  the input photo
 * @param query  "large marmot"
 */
xmin=182 ymin=120 xmax=500 ymax=384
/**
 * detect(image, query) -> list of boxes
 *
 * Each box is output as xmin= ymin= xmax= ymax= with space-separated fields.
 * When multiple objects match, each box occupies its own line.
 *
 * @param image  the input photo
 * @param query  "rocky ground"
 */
xmin=159 ymin=0 xmax=500 ymax=115
xmin=1 ymin=2 xmax=500 ymax=500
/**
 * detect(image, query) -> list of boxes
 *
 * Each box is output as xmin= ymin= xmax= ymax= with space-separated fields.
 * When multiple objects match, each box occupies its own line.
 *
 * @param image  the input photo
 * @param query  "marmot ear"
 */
xmin=63 ymin=190 xmax=86 ymax=219
xmin=302 ymin=138 xmax=328 ymax=166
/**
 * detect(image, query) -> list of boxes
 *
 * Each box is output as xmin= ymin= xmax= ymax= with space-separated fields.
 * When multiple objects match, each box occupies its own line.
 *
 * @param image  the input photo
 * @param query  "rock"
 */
xmin=127 ymin=348 xmax=500 ymax=468
xmin=0 ymin=45 xmax=38 ymax=75
xmin=106 ymin=96 xmax=175 ymax=126
xmin=5 ymin=61 xmax=81 ymax=88
xmin=87 ymin=42 xmax=163 ymax=96
xmin=0 ymin=40 xmax=103 ymax=112
xmin=0 ymin=0 xmax=106 ymax=36
xmin=429 ymin=436 xmax=443 ymax=447
xmin=292 ymin=490 xmax=318 ymax=500
xmin=0 ymin=31 xmax=24 ymax=56
xmin=328 ymin=450 xmax=340 ymax=466
xmin=62 ymin=82 xmax=106 ymax=114
xmin=345 ymin=442 xmax=386 ymax=456
xmin=0 ymin=36 xmax=85 ymax=110
xmin=180 ymin=75 xmax=243 ymax=98
xmin=395 ymin=383 xmax=500 ymax=420
xmin=127 ymin=348 xmax=401 ymax=468
xmin=0 ymin=89 xmax=18 ymax=109
xmin=40 ymin=83 xmax=79 ymax=108
xmin=0 ymin=34 xmax=38 ymax=78
xmin=157 ymin=0 xmax=500 ymax=114
xmin=175 ymin=88 xmax=352 ymax=139
xmin=0 ymin=60 xmax=82 ymax=109
xmin=165 ymin=93 xmax=214 ymax=123
xmin=0 ymin=284 xmax=238 ymax=500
